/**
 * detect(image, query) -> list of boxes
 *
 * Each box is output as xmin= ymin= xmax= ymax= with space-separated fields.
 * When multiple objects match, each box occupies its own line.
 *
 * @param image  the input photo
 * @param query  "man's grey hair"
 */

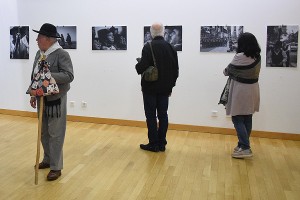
xmin=150 ymin=23 xmax=165 ymax=38
xmin=49 ymin=37 xmax=58 ymax=45
xmin=50 ymin=37 xmax=58 ymax=42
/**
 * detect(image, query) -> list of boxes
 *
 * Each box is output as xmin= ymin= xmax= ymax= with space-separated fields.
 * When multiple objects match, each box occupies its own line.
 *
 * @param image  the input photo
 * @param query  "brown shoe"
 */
xmin=34 ymin=162 xmax=50 ymax=169
xmin=47 ymin=170 xmax=61 ymax=181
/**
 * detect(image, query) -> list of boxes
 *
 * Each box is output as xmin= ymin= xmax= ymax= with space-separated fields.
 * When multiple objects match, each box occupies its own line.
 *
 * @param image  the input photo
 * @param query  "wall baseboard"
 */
xmin=1 ymin=109 xmax=299 ymax=141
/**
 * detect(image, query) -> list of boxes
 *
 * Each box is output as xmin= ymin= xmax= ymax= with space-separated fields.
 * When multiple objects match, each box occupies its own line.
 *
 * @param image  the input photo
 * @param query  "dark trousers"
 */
xmin=232 ymin=114 xmax=253 ymax=150
xmin=142 ymin=92 xmax=169 ymax=147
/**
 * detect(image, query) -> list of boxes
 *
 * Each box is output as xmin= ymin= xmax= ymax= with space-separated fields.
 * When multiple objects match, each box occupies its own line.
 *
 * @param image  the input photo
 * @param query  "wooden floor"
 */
xmin=0 ymin=114 xmax=300 ymax=200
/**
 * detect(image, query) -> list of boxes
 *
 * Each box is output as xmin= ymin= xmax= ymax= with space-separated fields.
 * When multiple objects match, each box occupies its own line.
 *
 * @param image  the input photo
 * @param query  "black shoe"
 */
xmin=34 ymin=162 xmax=50 ymax=169
xmin=140 ymin=144 xmax=159 ymax=152
xmin=47 ymin=170 xmax=61 ymax=181
xmin=159 ymin=145 xmax=166 ymax=152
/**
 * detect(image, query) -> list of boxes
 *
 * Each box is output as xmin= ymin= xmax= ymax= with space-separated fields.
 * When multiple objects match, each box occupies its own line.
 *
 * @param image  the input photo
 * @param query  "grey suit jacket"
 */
xmin=31 ymin=48 xmax=74 ymax=101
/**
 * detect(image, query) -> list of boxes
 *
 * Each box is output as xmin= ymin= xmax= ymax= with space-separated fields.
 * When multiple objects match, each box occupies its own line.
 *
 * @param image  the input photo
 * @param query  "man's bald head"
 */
xmin=150 ymin=22 xmax=165 ymax=38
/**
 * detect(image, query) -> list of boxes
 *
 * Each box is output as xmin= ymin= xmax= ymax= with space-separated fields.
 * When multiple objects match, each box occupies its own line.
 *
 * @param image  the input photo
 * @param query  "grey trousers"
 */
xmin=38 ymin=94 xmax=67 ymax=170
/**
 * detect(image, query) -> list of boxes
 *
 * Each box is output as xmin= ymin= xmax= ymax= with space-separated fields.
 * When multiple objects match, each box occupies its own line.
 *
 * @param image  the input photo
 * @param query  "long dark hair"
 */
xmin=236 ymin=32 xmax=261 ymax=59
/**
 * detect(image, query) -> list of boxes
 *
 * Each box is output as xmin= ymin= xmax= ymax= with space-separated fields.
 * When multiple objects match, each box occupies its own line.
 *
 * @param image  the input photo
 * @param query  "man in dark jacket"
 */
xmin=136 ymin=22 xmax=179 ymax=152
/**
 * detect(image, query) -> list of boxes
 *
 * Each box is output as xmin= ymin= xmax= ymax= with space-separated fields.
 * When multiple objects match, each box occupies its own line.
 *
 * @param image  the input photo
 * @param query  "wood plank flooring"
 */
xmin=0 ymin=114 xmax=299 ymax=200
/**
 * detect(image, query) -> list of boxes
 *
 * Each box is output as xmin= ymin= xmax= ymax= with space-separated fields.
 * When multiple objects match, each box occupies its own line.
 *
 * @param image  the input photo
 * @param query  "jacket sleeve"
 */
xmin=174 ymin=50 xmax=179 ymax=82
xmin=51 ymin=50 xmax=74 ymax=84
xmin=135 ymin=44 xmax=152 ymax=75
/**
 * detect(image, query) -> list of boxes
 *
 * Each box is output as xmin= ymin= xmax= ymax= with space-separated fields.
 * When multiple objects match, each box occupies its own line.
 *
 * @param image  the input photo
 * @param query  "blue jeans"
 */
xmin=142 ymin=92 xmax=169 ymax=147
xmin=231 ymin=115 xmax=252 ymax=150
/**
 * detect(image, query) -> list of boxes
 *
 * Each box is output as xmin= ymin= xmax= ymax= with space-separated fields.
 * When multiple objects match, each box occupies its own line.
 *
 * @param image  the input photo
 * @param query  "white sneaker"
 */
xmin=233 ymin=146 xmax=240 ymax=152
xmin=232 ymin=148 xmax=253 ymax=158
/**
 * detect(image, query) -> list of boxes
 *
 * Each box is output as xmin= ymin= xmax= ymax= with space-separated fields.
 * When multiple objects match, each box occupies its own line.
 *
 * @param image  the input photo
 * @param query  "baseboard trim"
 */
xmin=1 ymin=109 xmax=299 ymax=141
xmin=0 ymin=109 xmax=37 ymax=118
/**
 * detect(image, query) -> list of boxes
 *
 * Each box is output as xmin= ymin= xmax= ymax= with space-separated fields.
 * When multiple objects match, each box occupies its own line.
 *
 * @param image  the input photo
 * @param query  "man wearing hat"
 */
xmin=29 ymin=23 xmax=74 ymax=181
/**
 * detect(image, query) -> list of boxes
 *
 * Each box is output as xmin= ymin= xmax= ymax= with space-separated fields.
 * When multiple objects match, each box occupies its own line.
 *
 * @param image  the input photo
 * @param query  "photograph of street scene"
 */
xmin=200 ymin=26 xmax=243 ymax=53
xmin=266 ymin=25 xmax=298 ymax=67
xmin=144 ymin=25 xmax=182 ymax=51
xmin=57 ymin=26 xmax=77 ymax=49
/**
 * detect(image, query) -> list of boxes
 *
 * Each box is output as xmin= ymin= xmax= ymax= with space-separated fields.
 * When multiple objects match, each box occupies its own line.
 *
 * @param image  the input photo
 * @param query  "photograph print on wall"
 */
xmin=144 ymin=25 xmax=182 ymax=51
xmin=143 ymin=26 xmax=152 ymax=45
xmin=56 ymin=26 xmax=77 ymax=49
xmin=92 ymin=26 xmax=127 ymax=50
xmin=266 ymin=25 xmax=298 ymax=67
xmin=200 ymin=26 xmax=244 ymax=53
xmin=10 ymin=26 xmax=29 ymax=59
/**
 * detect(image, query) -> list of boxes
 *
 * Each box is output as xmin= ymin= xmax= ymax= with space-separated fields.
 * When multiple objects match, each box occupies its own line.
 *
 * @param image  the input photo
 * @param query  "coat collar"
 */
xmin=153 ymin=36 xmax=164 ymax=40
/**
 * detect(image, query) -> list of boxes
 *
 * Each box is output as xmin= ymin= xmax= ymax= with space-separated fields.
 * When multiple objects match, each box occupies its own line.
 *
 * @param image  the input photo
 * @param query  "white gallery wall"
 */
xmin=0 ymin=0 xmax=299 ymax=134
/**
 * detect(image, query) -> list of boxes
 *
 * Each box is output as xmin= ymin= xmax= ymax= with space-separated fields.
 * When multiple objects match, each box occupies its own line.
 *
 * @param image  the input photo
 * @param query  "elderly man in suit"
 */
xmin=29 ymin=23 xmax=74 ymax=181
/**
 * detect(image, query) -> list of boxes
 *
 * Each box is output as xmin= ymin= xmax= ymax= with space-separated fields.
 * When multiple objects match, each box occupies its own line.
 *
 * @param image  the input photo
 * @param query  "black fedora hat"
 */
xmin=33 ymin=23 xmax=61 ymax=38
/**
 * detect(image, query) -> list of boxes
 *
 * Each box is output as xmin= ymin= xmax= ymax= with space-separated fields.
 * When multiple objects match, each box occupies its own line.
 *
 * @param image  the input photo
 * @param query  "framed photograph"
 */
xmin=92 ymin=26 xmax=127 ymax=50
xmin=10 ymin=26 xmax=29 ymax=59
xmin=143 ymin=26 xmax=152 ymax=45
xmin=266 ymin=25 xmax=298 ymax=67
xmin=56 ymin=26 xmax=77 ymax=49
xmin=200 ymin=26 xmax=244 ymax=53
xmin=143 ymin=25 xmax=182 ymax=51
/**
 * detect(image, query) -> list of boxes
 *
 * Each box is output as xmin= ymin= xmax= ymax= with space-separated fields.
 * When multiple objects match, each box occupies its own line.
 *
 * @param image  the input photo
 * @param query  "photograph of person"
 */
xmin=56 ymin=26 xmax=77 ymax=49
xmin=92 ymin=26 xmax=127 ymax=50
xmin=144 ymin=25 xmax=182 ymax=51
xmin=200 ymin=26 xmax=244 ymax=53
xmin=266 ymin=25 xmax=298 ymax=67
xmin=143 ymin=26 xmax=152 ymax=45
xmin=10 ymin=26 xmax=29 ymax=59
xmin=165 ymin=26 xmax=182 ymax=51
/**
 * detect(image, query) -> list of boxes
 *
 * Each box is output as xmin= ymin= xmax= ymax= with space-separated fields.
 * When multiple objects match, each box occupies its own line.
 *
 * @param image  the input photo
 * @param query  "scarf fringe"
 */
xmin=45 ymin=98 xmax=61 ymax=118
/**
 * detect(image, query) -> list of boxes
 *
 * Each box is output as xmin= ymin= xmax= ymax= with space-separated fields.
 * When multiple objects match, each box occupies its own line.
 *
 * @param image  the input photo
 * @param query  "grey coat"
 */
xmin=31 ymin=48 xmax=74 ymax=101
xmin=224 ymin=53 xmax=260 ymax=116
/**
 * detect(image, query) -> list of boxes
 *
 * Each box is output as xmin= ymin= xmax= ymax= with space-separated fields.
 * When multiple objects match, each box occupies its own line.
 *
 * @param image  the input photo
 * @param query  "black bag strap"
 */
xmin=149 ymin=42 xmax=157 ymax=67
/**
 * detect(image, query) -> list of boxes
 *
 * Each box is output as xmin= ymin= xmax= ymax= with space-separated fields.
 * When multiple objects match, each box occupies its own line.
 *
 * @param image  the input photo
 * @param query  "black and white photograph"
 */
xmin=266 ymin=25 xmax=298 ymax=67
xmin=200 ymin=26 xmax=244 ymax=53
xmin=143 ymin=26 xmax=152 ymax=45
xmin=144 ymin=25 xmax=182 ymax=51
xmin=92 ymin=26 xmax=127 ymax=50
xmin=56 ymin=26 xmax=77 ymax=49
xmin=10 ymin=26 xmax=29 ymax=59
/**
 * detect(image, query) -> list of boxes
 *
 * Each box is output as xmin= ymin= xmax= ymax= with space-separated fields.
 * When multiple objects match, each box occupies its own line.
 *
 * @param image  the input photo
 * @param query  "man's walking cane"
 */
xmin=34 ymin=96 xmax=44 ymax=185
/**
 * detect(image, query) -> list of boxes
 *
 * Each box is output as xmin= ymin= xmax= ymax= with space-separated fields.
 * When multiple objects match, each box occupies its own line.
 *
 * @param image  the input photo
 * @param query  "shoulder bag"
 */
xmin=142 ymin=42 xmax=158 ymax=81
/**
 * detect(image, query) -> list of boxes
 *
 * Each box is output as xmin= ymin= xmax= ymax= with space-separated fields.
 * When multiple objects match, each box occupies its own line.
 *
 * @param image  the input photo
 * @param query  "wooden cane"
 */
xmin=35 ymin=96 xmax=44 ymax=185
